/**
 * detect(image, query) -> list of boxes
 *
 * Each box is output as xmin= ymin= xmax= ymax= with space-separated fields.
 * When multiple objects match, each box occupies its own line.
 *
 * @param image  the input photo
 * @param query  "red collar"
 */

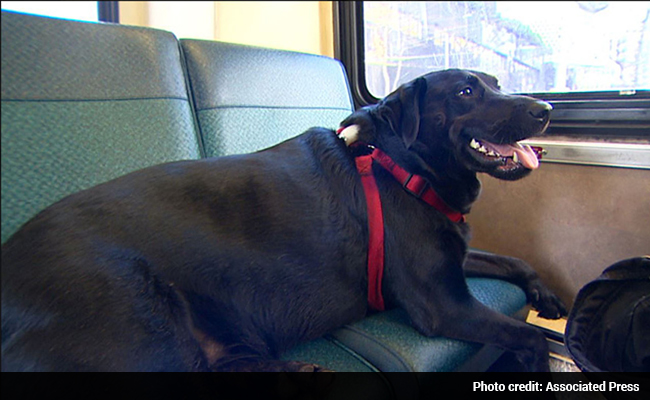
xmin=340 ymin=128 xmax=465 ymax=311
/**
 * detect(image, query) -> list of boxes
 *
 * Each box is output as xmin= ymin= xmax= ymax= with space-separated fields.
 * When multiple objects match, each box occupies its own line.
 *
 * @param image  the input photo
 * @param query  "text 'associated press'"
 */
xmin=473 ymin=380 xmax=640 ymax=393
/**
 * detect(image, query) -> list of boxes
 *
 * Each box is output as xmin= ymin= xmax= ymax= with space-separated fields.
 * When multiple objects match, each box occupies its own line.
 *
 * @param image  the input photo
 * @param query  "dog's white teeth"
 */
xmin=470 ymin=138 xmax=501 ymax=158
xmin=513 ymin=152 xmax=519 ymax=164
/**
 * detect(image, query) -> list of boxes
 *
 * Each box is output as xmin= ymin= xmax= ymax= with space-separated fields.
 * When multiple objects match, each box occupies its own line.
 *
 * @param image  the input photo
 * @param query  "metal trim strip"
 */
xmin=521 ymin=140 xmax=650 ymax=170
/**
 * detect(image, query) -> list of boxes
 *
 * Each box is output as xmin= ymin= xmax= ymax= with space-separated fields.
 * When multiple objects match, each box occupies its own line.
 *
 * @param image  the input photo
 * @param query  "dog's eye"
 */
xmin=458 ymin=87 xmax=473 ymax=97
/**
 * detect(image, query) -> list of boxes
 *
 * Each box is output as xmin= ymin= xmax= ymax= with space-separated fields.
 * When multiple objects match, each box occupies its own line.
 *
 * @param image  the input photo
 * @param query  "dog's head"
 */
xmin=344 ymin=69 xmax=552 ymax=181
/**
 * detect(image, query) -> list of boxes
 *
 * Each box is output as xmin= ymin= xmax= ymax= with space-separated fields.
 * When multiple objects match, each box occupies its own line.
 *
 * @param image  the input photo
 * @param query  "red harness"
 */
xmin=342 ymin=131 xmax=466 ymax=311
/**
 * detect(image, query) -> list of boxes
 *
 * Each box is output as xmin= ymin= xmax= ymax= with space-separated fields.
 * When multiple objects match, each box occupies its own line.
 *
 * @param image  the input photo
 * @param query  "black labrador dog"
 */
xmin=1 ymin=69 xmax=566 ymax=372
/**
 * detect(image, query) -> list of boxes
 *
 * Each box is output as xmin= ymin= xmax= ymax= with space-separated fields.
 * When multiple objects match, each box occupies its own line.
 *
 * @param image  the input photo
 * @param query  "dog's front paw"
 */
xmin=527 ymin=281 xmax=567 ymax=319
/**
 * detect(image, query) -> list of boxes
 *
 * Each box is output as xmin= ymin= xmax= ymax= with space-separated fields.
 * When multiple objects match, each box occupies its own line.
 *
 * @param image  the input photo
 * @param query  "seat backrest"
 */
xmin=180 ymin=39 xmax=354 ymax=158
xmin=1 ymin=11 xmax=203 ymax=243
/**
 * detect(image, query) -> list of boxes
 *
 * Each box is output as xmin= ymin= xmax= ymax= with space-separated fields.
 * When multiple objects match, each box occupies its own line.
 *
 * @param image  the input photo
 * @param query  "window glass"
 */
xmin=1 ymin=1 xmax=98 ymax=22
xmin=364 ymin=1 xmax=650 ymax=98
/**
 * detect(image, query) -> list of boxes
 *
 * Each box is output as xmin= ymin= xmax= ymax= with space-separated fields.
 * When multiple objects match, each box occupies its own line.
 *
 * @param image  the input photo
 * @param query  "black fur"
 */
xmin=1 ymin=69 xmax=566 ymax=372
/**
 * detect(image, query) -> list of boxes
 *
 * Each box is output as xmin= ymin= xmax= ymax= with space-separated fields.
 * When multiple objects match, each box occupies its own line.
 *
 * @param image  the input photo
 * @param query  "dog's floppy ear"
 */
xmin=378 ymin=77 xmax=426 ymax=149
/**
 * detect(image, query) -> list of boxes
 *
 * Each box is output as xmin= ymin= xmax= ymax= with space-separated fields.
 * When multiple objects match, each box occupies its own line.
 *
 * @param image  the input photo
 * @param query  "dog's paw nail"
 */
xmin=297 ymin=364 xmax=317 ymax=372
xmin=295 ymin=363 xmax=332 ymax=373
xmin=529 ymin=289 xmax=541 ymax=303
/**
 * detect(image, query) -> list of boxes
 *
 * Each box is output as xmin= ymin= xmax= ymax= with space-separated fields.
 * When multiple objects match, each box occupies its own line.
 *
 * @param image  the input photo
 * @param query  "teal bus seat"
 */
xmin=1 ymin=11 xmax=202 ymax=243
xmin=181 ymin=39 xmax=354 ymax=157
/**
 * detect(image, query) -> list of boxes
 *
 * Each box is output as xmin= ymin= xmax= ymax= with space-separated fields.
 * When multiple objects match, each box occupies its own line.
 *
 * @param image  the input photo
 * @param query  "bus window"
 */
xmin=0 ymin=1 xmax=118 ymax=23
xmin=363 ymin=1 xmax=650 ymax=97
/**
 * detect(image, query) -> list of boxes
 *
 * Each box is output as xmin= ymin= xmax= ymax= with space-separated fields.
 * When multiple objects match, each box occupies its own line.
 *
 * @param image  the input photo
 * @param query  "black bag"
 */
xmin=565 ymin=256 xmax=649 ymax=373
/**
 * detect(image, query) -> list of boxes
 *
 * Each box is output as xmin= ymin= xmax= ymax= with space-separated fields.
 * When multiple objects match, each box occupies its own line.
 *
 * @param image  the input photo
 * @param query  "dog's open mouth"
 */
xmin=469 ymin=138 xmax=544 ymax=170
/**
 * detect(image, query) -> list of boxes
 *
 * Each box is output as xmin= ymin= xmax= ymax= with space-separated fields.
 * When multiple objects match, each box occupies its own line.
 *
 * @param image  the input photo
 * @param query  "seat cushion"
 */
xmin=181 ymin=39 xmax=354 ymax=157
xmin=280 ymin=337 xmax=379 ymax=372
xmin=328 ymin=278 xmax=528 ymax=372
xmin=1 ymin=11 xmax=202 ymax=243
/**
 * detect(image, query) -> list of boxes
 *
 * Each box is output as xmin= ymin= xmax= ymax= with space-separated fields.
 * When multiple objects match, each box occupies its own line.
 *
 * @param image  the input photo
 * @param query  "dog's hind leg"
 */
xmin=463 ymin=250 xmax=567 ymax=319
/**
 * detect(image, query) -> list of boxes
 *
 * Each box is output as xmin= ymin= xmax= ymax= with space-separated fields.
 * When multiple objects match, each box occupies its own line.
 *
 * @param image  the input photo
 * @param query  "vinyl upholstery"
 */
xmin=181 ymin=39 xmax=353 ymax=156
xmin=1 ymin=11 xmax=202 ymax=243
xmin=329 ymin=278 xmax=527 ymax=372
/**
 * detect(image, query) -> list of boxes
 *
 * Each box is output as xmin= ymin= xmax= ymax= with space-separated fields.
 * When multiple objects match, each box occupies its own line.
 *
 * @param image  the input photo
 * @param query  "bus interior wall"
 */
xmin=468 ymin=162 xmax=650 ymax=309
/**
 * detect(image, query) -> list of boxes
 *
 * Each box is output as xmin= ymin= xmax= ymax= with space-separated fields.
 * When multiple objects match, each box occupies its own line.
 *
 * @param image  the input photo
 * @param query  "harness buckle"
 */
xmin=402 ymin=174 xmax=428 ymax=198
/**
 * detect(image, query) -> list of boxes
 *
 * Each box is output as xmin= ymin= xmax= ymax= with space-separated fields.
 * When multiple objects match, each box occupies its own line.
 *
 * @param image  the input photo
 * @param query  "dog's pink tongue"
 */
xmin=489 ymin=142 xmax=540 ymax=169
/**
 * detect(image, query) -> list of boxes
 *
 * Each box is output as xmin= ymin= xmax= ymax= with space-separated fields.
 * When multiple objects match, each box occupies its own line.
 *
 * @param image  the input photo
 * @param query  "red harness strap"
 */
xmin=354 ymin=147 xmax=466 ymax=311
xmin=370 ymin=149 xmax=466 ymax=224
xmin=355 ymin=154 xmax=386 ymax=311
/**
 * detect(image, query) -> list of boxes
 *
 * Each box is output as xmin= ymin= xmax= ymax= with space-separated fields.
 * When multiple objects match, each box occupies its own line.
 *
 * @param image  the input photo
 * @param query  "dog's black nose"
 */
xmin=529 ymin=101 xmax=553 ymax=120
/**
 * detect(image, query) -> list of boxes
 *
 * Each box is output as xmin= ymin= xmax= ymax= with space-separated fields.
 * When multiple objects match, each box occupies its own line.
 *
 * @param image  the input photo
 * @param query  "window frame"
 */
xmin=334 ymin=1 xmax=650 ymax=140
xmin=98 ymin=1 xmax=119 ymax=23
